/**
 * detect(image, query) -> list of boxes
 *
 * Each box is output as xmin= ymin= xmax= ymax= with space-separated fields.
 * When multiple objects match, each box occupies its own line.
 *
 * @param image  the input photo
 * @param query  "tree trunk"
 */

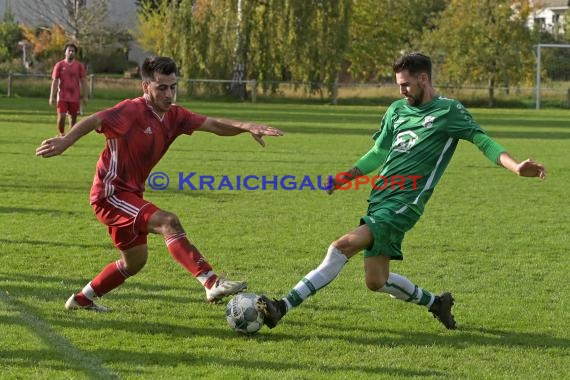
xmin=488 ymin=76 xmax=495 ymax=107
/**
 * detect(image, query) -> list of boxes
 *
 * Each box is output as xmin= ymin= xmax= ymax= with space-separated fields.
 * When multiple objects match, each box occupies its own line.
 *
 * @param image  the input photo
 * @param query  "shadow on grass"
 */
xmin=0 ymin=345 xmax=444 ymax=378
xmin=489 ymin=130 xmax=570 ymax=140
xmin=0 ymin=272 xmax=193 ymax=293
xmin=0 ymin=291 xmax=120 ymax=379
xmin=0 ymin=183 xmax=88 ymax=193
xmin=2 ymin=272 xmax=568 ymax=378
xmin=273 ymin=318 xmax=570 ymax=350
xmin=149 ymin=188 xmax=240 ymax=201
xmin=95 ymin=348 xmax=446 ymax=378
xmin=0 ymin=238 xmax=112 ymax=250
xmin=475 ymin=117 xmax=570 ymax=128
xmin=0 ymin=347 xmax=108 ymax=377
xmin=0 ymin=206 xmax=83 ymax=216
xmin=0 ymin=297 xmax=445 ymax=378
xmin=0 ymin=272 xmax=209 ymax=310
xmin=281 ymin=125 xmax=570 ymax=139
xmin=2 ymin=151 xmax=45 ymax=156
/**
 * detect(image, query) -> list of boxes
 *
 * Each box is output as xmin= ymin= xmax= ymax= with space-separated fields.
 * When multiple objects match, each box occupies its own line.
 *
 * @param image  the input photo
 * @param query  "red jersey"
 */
xmin=89 ymin=97 xmax=207 ymax=204
xmin=52 ymin=60 xmax=86 ymax=102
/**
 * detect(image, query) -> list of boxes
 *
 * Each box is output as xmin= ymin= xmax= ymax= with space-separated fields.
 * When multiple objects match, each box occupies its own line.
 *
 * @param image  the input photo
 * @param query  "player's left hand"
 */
xmin=35 ymin=136 xmax=70 ymax=158
xmin=516 ymin=159 xmax=546 ymax=179
xmin=248 ymin=124 xmax=283 ymax=147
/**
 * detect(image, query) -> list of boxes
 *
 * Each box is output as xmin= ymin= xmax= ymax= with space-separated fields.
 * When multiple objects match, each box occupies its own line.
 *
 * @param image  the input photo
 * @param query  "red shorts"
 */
xmin=57 ymin=100 xmax=80 ymax=116
xmin=92 ymin=192 xmax=159 ymax=251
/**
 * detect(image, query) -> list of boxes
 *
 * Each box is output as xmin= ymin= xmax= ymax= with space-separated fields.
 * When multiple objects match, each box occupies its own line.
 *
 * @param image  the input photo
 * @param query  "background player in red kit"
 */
xmin=36 ymin=56 xmax=283 ymax=311
xmin=49 ymin=43 xmax=88 ymax=136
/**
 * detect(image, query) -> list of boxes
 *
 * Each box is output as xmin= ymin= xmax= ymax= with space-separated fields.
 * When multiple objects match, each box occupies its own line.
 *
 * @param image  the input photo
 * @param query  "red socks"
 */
xmin=74 ymin=260 xmax=131 ymax=306
xmin=74 ymin=233 xmax=217 ymax=306
xmin=165 ymin=233 xmax=215 ymax=282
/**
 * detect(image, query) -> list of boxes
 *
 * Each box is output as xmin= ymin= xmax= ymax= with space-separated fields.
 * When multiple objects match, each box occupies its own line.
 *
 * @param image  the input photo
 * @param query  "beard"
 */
xmin=147 ymin=93 xmax=172 ymax=113
xmin=405 ymin=87 xmax=424 ymax=106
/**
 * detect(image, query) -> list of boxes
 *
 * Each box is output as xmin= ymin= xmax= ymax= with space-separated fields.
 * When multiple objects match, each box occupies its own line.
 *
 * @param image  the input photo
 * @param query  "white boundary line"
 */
xmin=0 ymin=290 xmax=120 ymax=379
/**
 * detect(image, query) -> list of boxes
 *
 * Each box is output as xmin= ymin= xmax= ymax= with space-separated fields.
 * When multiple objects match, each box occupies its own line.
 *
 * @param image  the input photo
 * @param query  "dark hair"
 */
xmin=392 ymin=53 xmax=432 ymax=81
xmin=64 ymin=43 xmax=78 ymax=53
xmin=141 ymin=56 xmax=178 ymax=81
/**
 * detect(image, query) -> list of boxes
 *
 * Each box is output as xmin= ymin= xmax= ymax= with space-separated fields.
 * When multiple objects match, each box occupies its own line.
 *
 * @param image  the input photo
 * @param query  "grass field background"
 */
xmin=0 ymin=97 xmax=568 ymax=379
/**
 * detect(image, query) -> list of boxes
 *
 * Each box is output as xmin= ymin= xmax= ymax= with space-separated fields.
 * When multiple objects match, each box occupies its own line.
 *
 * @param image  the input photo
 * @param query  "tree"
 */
xmin=536 ymin=30 xmax=570 ymax=81
xmin=136 ymin=0 xmax=171 ymax=56
xmin=421 ymin=0 xmax=535 ymax=106
xmin=0 ymin=6 xmax=22 ymax=61
xmin=135 ymin=0 xmax=182 ymax=18
xmin=20 ymin=24 xmax=68 ymax=71
xmin=16 ymin=0 xmax=89 ymax=42
xmin=136 ymin=0 xmax=352 ymax=98
xmin=0 ymin=4 xmax=25 ymax=73
xmin=287 ymin=0 xmax=352 ymax=96
xmin=173 ymin=0 xmax=235 ymax=81
xmin=14 ymin=0 xmax=132 ymax=71
xmin=534 ymin=8 xmax=570 ymax=82
xmin=348 ymin=0 xmax=447 ymax=82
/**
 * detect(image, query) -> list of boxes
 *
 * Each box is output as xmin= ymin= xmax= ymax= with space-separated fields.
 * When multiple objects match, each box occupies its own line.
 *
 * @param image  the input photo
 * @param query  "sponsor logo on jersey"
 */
xmin=144 ymin=126 xmax=153 ymax=135
xmin=422 ymin=115 xmax=436 ymax=128
xmin=393 ymin=130 xmax=418 ymax=153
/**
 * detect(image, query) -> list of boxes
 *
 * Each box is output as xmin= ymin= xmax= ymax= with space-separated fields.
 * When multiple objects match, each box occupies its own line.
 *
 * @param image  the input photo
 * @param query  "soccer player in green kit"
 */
xmin=258 ymin=52 xmax=546 ymax=330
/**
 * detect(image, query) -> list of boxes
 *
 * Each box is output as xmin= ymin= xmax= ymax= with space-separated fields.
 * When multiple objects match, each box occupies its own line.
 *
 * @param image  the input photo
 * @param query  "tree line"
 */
xmin=2 ymin=0 xmax=569 ymax=106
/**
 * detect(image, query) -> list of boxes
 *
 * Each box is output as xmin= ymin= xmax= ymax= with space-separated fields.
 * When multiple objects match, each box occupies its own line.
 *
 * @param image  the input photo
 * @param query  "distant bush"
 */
xmin=87 ymin=50 xmax=131 ymax=74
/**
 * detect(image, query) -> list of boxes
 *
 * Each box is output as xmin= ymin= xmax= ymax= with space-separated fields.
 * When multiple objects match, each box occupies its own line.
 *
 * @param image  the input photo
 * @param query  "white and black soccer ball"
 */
xmin=226 ymin=293 xmax=264 ymax=334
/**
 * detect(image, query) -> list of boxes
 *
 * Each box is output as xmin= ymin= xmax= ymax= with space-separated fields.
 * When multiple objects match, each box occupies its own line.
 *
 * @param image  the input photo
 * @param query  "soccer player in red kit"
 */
xmin=36 ymin=56 xmax=283 ymax=311
xmin=49 ymin=43 xmax=88 ymax=136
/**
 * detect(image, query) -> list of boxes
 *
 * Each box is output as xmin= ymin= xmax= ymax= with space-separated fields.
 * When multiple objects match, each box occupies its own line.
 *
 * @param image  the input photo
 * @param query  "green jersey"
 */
xmin=355 ymin=96 xmax=492 ymax=216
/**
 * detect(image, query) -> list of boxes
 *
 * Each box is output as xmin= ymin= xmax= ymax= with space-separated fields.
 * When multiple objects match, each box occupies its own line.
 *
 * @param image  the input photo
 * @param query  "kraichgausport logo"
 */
xmin=147 ymin=172 xmax=422 ymax=191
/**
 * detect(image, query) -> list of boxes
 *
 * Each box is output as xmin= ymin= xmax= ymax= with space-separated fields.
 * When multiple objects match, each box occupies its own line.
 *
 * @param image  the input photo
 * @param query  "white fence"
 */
xmin=3 ymin=72 xmax=569 ymax=108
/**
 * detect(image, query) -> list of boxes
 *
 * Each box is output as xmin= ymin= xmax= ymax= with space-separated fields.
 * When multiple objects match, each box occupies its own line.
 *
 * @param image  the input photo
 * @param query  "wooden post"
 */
xmin=251 ymin=79 xmax=257 ymax=103
xmin=89 ymin=74 xmax=94 ymax=98
xmin=7 ymin=72 xmax=12 ymax=98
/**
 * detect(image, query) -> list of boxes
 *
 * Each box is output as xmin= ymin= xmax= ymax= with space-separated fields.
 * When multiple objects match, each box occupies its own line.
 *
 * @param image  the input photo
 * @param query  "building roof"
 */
xmin=535 ymin=0 xmax=570 ymax=8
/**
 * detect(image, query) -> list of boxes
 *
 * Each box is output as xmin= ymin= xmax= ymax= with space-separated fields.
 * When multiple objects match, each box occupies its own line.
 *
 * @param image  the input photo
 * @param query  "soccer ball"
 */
xmin=226 ymin=293 xmax=264 ymax=334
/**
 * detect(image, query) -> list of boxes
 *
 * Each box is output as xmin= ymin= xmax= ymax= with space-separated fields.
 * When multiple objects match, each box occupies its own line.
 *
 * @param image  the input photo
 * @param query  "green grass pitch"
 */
xmin=0 ymin=97 xmax=569 ymax=379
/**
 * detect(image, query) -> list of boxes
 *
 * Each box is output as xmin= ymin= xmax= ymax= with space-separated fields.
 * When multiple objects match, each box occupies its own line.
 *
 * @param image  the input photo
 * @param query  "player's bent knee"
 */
xmin=122 ymin=246 xmax=149 ymax=275
xmin=332 ymin=236 xmax=358 ymax=257
xmin=125 ymin=263 xmax=144 ymax=275
xmin=156 ymin=211 xmax=183 ymax=234
xmin=124 ymin=256 xmax=147 ymax=275
xmin=332 ymin=237 xmax=348 ymax=251
xmin=332 ymin=226 xmax=373 ymax=258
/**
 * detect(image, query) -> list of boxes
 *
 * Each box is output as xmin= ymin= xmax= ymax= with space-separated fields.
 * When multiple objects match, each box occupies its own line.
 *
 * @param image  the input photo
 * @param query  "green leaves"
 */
xmin=133 ymin=0 xmax=547 ymax=106
xmin=137 ymin=0 xmax=352 ymax=94
xmin=421 ymin=0 xmax=535 ymax=106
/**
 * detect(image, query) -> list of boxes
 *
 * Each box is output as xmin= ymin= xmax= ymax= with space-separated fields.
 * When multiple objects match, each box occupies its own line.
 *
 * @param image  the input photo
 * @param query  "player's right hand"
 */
xmin=324 ymin=176 xmax=338 ymax=195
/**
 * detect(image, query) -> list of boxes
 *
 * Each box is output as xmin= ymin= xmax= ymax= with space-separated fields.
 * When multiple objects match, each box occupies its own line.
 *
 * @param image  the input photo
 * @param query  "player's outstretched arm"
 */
xmin=498 ymin=152 xmax=547 ymax=179
xmin=197 ymin=117 xmax=283 ymax=147
xmin=36 ymin=114 xmax=102 ymax=158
